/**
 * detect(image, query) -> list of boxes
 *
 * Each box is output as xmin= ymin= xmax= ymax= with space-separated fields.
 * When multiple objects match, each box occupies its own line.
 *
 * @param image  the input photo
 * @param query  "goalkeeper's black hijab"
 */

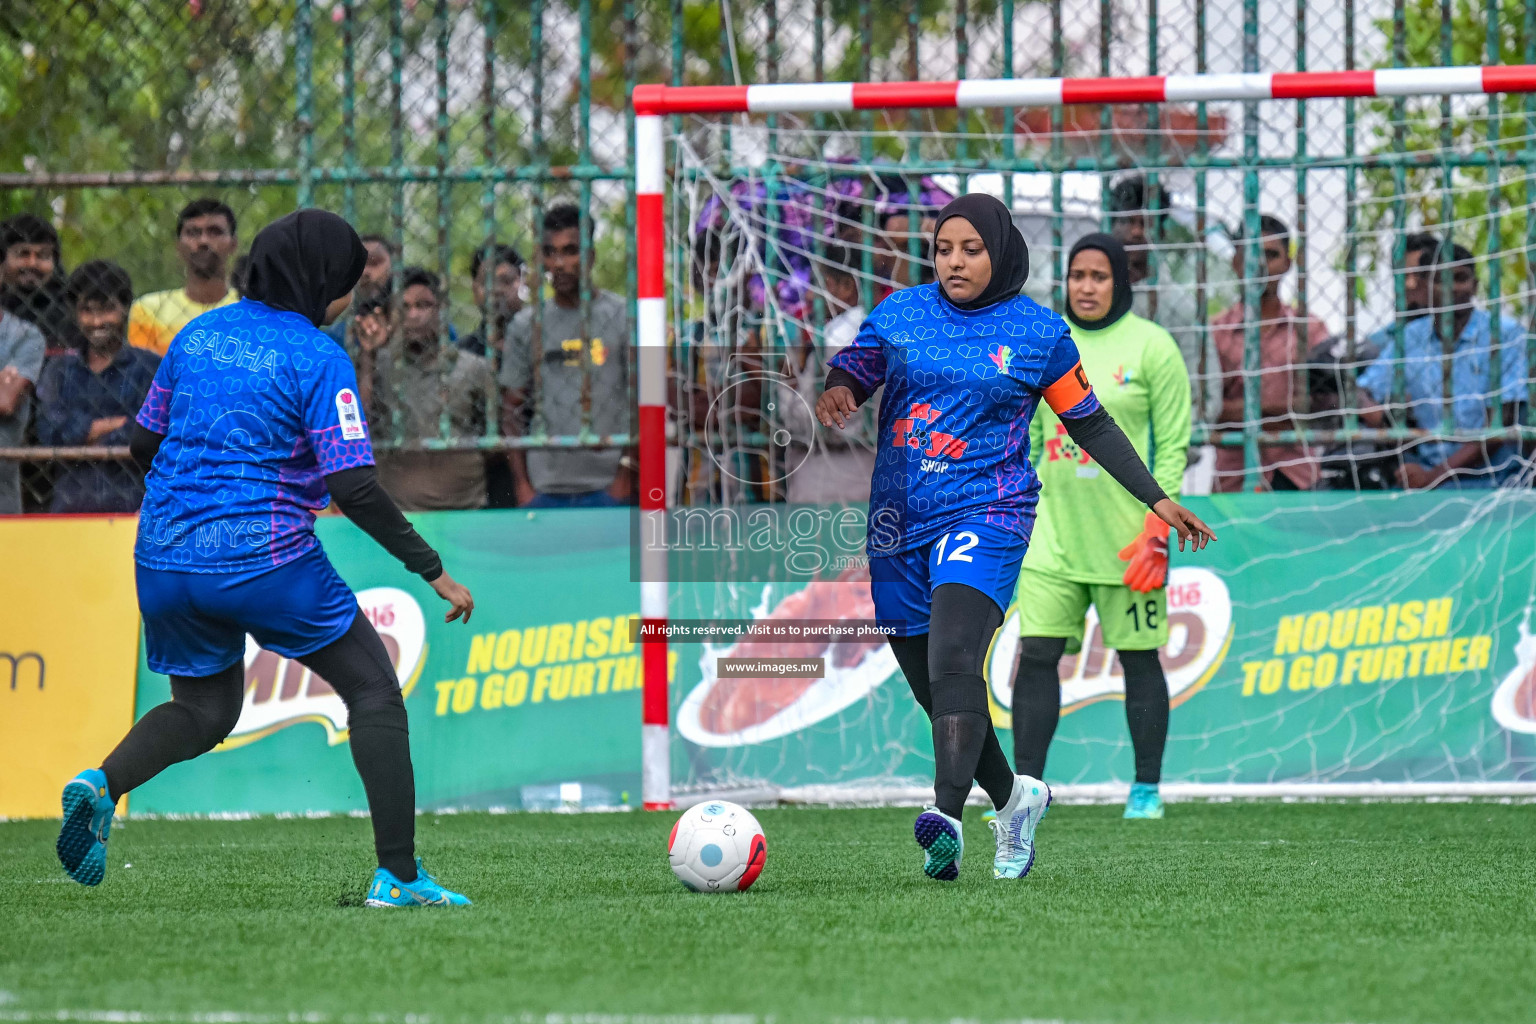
xmin=244 ymin=209 xmax=368 ymax=328
xmin=1064 ymin=232 xmax=1134 ymax=331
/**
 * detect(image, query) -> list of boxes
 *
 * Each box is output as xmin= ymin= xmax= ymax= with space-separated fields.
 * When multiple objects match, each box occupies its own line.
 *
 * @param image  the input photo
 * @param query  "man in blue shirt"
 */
xmin=1362 ymin=232 xmax=1439 ymax=364
xmin=35 ymin=261 xmax=160 ymax=512
xmin=1357 ymin=241 xmax=1529 ymax=488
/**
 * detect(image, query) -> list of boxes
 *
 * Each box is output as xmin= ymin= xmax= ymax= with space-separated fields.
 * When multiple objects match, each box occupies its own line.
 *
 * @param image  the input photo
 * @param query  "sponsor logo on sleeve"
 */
xmin=336 ymin=388 xmax=366 ymax=440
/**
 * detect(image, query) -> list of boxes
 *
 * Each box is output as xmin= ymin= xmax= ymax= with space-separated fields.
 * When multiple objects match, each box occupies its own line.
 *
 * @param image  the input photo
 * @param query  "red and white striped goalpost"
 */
xmin=631 ymin=63 xmax=1536 ymax=812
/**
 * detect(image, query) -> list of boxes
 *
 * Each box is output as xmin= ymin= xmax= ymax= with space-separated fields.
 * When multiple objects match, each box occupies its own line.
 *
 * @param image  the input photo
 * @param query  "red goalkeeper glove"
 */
xmin=1118 ymin=511 xmax=1170 ymax=593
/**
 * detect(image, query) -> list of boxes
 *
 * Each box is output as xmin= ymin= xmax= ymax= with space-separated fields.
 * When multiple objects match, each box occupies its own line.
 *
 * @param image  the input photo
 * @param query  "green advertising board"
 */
xmin=668 ymin=491 xmax=1536 ymax=793
xmin=132 ymin=492 xmax=1536 ymax=816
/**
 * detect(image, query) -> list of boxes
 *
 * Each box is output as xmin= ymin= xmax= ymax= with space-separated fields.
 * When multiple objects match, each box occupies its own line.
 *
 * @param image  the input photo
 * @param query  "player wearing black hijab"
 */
xmin=56 ymin=210 xmax=477 ymax=907
xmin=818 ymin=195 xmax=1214 ymax=880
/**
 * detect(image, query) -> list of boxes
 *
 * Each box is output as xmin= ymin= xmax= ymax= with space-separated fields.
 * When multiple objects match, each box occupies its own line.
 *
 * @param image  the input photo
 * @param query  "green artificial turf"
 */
xmin=1 ymin=802 xmax=1533 ymax=1023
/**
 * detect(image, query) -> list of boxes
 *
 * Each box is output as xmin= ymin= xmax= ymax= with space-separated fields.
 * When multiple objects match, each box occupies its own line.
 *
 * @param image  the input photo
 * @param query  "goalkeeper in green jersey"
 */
xmin=1011 ymin=232 xmax=1193 ymax=820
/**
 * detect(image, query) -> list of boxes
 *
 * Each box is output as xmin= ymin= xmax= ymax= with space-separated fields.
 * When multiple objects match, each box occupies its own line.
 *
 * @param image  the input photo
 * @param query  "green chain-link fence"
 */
xmin=2 ymin=0 xmax=1532 ymax=511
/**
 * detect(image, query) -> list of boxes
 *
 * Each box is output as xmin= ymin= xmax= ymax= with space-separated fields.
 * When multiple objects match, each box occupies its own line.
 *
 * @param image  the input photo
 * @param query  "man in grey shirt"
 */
xmin=499 ymin=204 xmax=632 ymax=508
xmin=357 ymin=267 xmax=497 ymax=510
xmin=0 ymin=306 xmax=45 ymax=513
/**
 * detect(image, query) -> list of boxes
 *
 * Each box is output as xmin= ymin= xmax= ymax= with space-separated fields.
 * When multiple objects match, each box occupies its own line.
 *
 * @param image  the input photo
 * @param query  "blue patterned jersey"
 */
xmin=134 ymin=300 xmax=374 ymax=574
xmin=827 ymin=284 xmax=1100 ymax=556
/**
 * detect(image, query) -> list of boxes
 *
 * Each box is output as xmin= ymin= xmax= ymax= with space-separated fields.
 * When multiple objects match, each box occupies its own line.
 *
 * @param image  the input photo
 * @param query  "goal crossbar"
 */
xmin=632 ymin=63 xmax=1536 ymax=116
xmin=630 ymin=64 xmax=1536 ymax=810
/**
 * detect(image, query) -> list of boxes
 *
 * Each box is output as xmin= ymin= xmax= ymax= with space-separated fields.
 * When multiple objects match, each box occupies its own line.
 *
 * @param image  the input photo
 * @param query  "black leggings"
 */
xmin=1012 ymin=637 xmax=1169 ymax=784
xmin=888 ymin=583 xmax=1016 ymax=820
xmin=101 ymin=609 xmax=418 ymax=880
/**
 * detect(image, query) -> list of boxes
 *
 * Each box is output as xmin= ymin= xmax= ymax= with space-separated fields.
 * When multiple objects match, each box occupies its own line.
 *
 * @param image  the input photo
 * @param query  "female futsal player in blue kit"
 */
xmin=56 ymin=210 xmax=476 ymax=907
xmin=817 ymin=194 xmax=1215 ymax=881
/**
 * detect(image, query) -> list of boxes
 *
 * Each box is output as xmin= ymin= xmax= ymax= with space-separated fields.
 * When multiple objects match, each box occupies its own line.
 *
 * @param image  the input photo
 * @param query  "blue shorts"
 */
xmin=869 ymin=519 xmax=1029 ymax=637
xmin=137 ymin=547 xmax=360 ymax=677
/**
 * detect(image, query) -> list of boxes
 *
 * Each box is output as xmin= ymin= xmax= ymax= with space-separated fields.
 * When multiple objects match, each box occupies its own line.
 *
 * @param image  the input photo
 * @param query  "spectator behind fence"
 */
xmin=325 ymin=232 xmax=396 ymax=344
xmin=675 ymin=229 xmax=773 ymax=504
xmin=1302 ymin=232 xmax=1441 ymax=491
xmin=346 ymin=284 xmax=392 ymax=403
xmin=783 ymin=243 xmax=877 ymax=504
xmin=0 ymin=273 xmax=46 ymax=515
xmin=128 ymin=198 xmax=239 ymax=355
xmin=877 ymin=209 xmax=938 ymax=291
xmin=0 ymin=213 xmax=74 ymax=353
xmin=459 ymin=242 xmax=525 ymax=367
xmin=1311 ymin=232 xmax=1439 ymax=417
xmin=35 ymin=262 xmax=160 ymax=513
xmin=1356 ymin=241 xmax=1529 ymax=489
xmin=500 ymin=203 xmax=633 ymax=508
xmin=460 ymin=242 xmax=525 ymax=508
xmin=1212 ymin=215 xmax=1329 ymax=491
xmin=357 ymin=267 xmax=496 ymax=511
xmin=1363 ymin=231 xmax=1441 ymax=363
xmin=1108 ymin=175 xmax=1223 ymax=425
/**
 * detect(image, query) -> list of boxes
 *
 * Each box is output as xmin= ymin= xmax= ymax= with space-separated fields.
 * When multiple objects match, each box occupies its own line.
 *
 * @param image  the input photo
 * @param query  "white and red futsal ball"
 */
xmin=667 ymin=800 xmax=766 ymax=892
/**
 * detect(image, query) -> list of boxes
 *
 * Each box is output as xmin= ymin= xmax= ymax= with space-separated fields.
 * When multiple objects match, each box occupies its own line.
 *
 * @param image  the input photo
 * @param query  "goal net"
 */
xmin=636 ymin=70 xmax=1536 ymax=806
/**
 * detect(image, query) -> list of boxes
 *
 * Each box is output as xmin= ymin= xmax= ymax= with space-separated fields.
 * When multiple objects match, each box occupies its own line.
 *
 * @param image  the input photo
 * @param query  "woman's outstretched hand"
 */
xmin=430 ymin=570 xmax=475 ymax=624
xmin=1151 ymin=498 xmax=1218 ymax=552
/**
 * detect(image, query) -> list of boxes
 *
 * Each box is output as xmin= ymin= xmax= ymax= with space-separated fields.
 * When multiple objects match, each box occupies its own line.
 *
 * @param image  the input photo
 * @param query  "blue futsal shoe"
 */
xmin=365 ymin=858 xmax=472 ymax=907
xmin=989 ymin=775 xmax=1051 ymax=879
xmin=913 ymin=807 xmax=964 ymax=881
xmin=57 ymin=769 xmax=115 ymax=886
xmin=1124 ymin=782 xmax=1165 ymax=819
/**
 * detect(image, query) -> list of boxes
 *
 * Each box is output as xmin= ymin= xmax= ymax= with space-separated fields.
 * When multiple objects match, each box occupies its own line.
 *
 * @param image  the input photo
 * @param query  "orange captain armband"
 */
xmin=1041 ymin=360 xmax=1094 ymax=415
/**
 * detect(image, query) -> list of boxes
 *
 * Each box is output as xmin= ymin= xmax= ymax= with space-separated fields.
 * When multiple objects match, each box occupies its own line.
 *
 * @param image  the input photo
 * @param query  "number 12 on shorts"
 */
xmin=934 ymin=531 xmax=979 ymax=564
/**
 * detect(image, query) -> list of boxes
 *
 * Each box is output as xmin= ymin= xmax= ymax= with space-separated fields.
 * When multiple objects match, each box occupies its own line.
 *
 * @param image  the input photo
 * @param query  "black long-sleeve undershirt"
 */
xmin=325 ymin=467 xmax=443 ymax=581
xmin=1058 ymin=406 xmax=1168 ymax=509
xmin=128 ymin=423 xmax=443 ymax=581
xmin=129 ymin=422 xmax=162 ymax=472
xmin=820 ymin=374 xmax=1167 ymax=510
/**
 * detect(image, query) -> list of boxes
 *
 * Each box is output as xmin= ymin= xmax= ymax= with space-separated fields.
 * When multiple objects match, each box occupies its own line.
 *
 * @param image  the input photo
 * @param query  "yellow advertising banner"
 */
xmin=0 ymin=517 xmax=140 ymax=818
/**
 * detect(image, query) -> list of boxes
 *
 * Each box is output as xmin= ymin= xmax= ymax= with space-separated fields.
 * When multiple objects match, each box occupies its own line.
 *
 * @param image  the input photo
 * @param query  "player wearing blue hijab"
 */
xmin=56 ymin=210 xmax=476 ymax=907
xmin=819 ymin=193 xmax=1215 ymax=882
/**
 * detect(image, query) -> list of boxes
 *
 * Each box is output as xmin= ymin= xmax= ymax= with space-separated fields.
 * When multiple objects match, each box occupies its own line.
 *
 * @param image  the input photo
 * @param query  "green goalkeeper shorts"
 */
xmin=1014 ymin=566 xmax=1168 ymax=652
